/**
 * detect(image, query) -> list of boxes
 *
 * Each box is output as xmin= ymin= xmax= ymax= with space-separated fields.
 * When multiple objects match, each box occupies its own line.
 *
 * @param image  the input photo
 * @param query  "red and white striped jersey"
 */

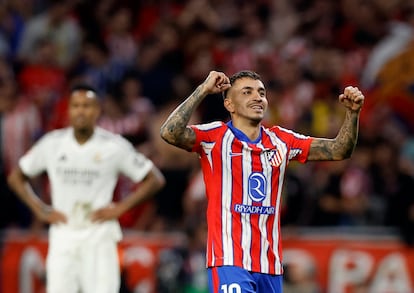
xmin=190 ymin=121 xmax=313 ymax=275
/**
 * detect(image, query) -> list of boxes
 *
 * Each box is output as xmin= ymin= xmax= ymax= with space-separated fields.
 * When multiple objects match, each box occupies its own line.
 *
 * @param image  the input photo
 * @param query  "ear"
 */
xmin=94 ymin=101 xmax=102 ymax=118
xmin=223 ymin=98 xmax=234 ymax=113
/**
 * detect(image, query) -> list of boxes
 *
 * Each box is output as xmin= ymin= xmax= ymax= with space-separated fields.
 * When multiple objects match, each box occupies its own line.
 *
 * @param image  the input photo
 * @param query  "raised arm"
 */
xmin=308 ymin=86 xmax=364 ymax=161
xmin=160 ymin=71 xmax=230 ymax=151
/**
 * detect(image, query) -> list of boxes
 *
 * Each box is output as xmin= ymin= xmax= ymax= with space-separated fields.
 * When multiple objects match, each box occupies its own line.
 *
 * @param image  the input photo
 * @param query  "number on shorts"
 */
xmin=221 ymin=283 xmax=241 ymax=293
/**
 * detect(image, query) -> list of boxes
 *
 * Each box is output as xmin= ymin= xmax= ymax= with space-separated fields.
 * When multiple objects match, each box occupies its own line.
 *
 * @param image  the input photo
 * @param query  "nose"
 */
xmin=253 ymin=91 xmax=263 ymax=101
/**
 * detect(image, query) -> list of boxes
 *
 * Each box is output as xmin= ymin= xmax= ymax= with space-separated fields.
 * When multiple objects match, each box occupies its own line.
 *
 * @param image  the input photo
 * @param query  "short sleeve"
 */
xmin=19 ymin=136 xmax=48 ymax=177
xmin=117 ymin=144 xmax=153 ymax=183
xmin=273 ymin=126 xmax=313 ymax=163
xmin=190 ymin=121 xmax=224 ymax=153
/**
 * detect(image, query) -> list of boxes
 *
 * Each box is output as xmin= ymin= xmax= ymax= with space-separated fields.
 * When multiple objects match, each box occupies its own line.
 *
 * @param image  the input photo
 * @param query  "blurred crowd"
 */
xmin=1 ymin=0 xmax=414 ymax=238
xmin=0 ymin=0 xmax=414 ymax=291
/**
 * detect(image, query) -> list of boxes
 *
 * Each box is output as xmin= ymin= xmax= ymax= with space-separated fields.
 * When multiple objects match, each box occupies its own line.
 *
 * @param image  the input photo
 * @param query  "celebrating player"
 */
xmin=8 ymin=84 xmax=165 ymax=293
xmin=160 ymin=70 xmax=364 ymax=292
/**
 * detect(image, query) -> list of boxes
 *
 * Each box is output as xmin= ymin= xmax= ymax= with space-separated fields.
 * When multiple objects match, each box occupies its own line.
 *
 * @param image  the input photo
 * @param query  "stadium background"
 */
xmin=0 ymin=0 xmax=413 ymax=292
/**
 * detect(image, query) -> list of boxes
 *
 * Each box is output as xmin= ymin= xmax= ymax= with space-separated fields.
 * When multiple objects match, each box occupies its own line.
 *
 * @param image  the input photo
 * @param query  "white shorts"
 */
xmin=46 ymin=235 xmax=120 ymax=293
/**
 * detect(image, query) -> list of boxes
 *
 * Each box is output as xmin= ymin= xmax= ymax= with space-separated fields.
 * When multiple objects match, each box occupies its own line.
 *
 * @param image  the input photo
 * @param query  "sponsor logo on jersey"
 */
xmin=233 ymin=204 xmax=275 ymax=215
xmin=56 ymin=167 xmax=99 ymax=185
xmin=248 ymin=172 xmax=267 ymax=202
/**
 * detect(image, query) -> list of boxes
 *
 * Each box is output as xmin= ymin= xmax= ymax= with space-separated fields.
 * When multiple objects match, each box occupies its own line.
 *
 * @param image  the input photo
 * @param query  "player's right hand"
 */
xmin=200 ymin=71 xmax=231 ymax=95
xmin=37 ymin=205 xmax=67 ymax=224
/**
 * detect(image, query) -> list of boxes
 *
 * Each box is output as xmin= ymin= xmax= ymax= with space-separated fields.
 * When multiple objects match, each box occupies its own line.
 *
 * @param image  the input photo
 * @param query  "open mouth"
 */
xmin=250 ymin=105 xmax=264 ymax=111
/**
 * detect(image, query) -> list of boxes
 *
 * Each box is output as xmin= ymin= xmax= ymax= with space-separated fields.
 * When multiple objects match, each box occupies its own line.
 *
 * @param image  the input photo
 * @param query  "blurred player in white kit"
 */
xmin=7 ymin=84 xmax=165 ymax=293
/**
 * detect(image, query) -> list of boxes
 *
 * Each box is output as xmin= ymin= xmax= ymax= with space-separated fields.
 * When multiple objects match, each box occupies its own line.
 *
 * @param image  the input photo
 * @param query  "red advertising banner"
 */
xmin=282 ymin=233 xmax=414 ymax=293
xmin=1 ymin=229 xmax=413 ymax=293
xmin=1 ymin=230 xmax=186 ymax=293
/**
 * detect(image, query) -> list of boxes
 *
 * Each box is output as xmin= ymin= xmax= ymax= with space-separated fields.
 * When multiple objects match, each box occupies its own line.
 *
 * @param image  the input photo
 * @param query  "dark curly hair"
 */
xmin=222 ymin=70 xmax=262 ymax=99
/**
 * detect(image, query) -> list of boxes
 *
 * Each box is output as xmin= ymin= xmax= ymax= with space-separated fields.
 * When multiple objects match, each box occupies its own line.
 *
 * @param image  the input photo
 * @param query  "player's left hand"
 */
xmin=339 ymin=86 xmax=364 ymax=112
xmin=90 ymin=203 xmax=124 ymax=222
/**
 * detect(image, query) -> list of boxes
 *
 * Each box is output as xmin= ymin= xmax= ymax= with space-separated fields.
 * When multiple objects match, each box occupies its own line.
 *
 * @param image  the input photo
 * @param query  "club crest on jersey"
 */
xmin=93 ymin=153 xmax=102 ymax=163
xmin=265 ymin=149 xmax=283 ymax=167
xmin=248 ymin=172 xmax=267 ymax=202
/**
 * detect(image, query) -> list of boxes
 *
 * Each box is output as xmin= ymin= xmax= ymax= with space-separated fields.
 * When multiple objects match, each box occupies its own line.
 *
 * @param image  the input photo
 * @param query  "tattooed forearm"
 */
xmin=335 ymin=110 xmax=359 ymax=157
xmin=160 ymin=86 xmax=205 ymax=151
xmin=308 ymin=110 xmax=359 ymax=161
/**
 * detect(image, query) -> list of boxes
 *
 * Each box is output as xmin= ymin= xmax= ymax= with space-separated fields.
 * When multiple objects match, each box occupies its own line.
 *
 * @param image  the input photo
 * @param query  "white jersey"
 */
xmin=19 ymin=127 xmax=153 ymax=243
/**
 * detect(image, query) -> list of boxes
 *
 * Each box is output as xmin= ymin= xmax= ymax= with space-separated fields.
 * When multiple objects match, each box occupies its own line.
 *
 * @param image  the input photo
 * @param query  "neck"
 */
xmin=230 ymin=119 xmax=261 ymax=141
xmin=74 ymin=128 xmax=94 ymax=144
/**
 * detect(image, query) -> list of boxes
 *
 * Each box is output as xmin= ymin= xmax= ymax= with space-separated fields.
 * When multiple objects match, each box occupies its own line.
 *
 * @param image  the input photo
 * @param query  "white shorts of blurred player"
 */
xmin=46 ymin=235 xmax=120 ymax=293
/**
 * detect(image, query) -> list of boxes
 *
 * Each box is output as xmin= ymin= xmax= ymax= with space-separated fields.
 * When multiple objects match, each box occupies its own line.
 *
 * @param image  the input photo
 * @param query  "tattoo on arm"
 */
xmin=160 ymin=86 xmax=205 ymax=151
xmin=308 ymin=110 xmax=359 ymax=161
